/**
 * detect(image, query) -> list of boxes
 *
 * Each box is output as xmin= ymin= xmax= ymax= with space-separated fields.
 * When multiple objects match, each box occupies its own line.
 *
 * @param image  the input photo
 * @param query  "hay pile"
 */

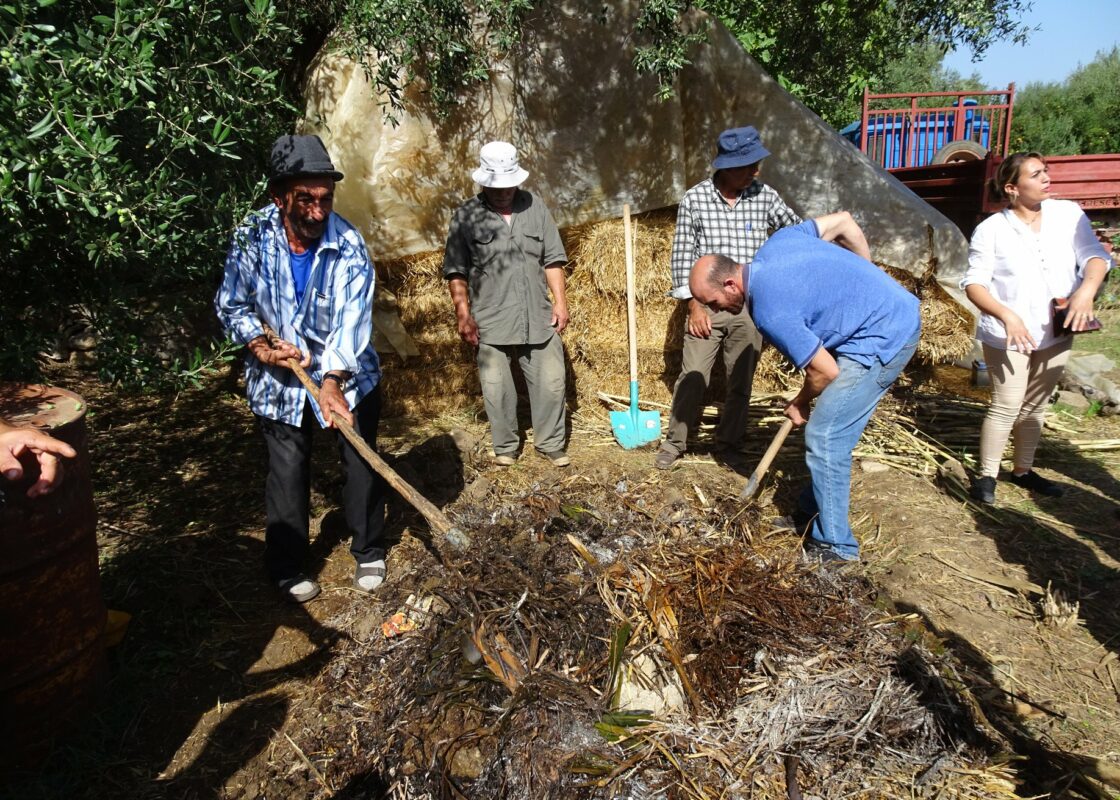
xmin=376 ymin=210 xmax=972 ymax=418
xmin=277 ymin=476 xmax=1019 ymax=799
xmin=881 ymin=266 xmax=975 ymax=366
xmin=376 ymin=249 xmax=479 ymax=418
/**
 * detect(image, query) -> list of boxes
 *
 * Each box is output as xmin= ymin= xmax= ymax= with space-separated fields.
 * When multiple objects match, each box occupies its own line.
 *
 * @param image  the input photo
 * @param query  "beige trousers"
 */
xmin=477 ymin=335 xmax=567 ymax=456
xmin=979 ymin=338 xmax=1072 ymax=478
xmin=662 ymin=308 xmax=762 ymax=455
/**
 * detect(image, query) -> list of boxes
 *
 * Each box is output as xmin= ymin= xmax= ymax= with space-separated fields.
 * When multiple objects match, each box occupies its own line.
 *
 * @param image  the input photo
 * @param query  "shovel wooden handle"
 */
xmin=740 ymin=418 xmax=794 ymax=501
xmin=623 ymin=204 xmax=638 ymax=384
xmin=284 ymin=357 xmax=469 ymax=551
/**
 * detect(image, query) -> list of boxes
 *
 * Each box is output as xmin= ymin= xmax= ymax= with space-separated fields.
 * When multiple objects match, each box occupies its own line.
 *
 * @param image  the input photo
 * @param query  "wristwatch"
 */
xmin=323 ymin=373 xmax=348 ymax=390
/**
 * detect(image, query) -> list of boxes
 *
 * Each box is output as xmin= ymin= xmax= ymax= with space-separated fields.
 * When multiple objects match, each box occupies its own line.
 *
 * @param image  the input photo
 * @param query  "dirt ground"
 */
xmin=4 ymin=357 xmax=1120 ymax=799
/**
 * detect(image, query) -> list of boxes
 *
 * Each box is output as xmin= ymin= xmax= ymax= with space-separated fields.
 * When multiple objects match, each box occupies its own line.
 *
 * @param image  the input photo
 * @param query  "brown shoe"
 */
xmin=542 ymin=450 xmax=570 ymax=467
xmin=493 ymin=453 xmax=517 ymax=466
xmin=654 ymin=449 xmax=679 ymax=470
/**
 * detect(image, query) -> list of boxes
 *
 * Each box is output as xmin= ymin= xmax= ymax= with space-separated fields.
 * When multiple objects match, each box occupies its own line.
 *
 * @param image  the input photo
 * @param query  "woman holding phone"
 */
xmin=962 ymin=151 xmax=1112 ymax=504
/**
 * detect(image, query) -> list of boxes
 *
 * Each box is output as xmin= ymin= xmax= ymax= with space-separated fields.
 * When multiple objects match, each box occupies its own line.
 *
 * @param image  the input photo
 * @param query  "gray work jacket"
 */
xmin=442 ymin=190 xmax=567 ymax=346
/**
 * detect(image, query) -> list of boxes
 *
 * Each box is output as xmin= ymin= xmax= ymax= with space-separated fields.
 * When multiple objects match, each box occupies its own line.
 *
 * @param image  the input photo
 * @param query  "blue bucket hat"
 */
xmin=711 ymin=126 xmax=770 ymax=170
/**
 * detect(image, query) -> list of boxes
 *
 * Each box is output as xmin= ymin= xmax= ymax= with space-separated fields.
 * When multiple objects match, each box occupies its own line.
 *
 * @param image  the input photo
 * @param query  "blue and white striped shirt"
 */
xmin=215 ymin=204 xmax=381 ymax=427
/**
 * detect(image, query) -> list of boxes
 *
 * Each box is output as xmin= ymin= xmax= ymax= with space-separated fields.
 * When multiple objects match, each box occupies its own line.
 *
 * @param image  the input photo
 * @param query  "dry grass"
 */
xmin=288 ymin=472 xmax=1025 ymax=799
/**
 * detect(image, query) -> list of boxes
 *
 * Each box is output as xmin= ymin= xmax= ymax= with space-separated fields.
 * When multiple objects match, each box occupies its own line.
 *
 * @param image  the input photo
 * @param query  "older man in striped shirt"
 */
xmin=216 ymin=134 xmax=386 ymax=603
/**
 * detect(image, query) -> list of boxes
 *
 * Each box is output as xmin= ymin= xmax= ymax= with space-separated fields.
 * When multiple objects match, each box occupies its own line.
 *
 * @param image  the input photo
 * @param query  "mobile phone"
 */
xmin=1052 ymin=297 xmax=1102 ymax=333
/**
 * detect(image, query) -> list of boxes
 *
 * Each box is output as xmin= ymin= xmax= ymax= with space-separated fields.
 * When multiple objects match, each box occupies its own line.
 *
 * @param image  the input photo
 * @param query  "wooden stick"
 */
xmin=740 ymin=418 xmax=795 ymax=501
xmin=623 ymin=204 xmax=638 ymax=386
xmin=285 ymin=356 xmax=470 ymax=552
xmin=596 ymin=390 xmax=795 ymax=413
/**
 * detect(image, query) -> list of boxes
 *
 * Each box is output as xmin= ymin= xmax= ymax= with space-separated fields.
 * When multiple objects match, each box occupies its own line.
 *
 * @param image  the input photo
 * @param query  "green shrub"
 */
xmin=1 ymin=0 xmax=297 ymax=386
xmin=0 ymin=0 xmax=538 ymax=388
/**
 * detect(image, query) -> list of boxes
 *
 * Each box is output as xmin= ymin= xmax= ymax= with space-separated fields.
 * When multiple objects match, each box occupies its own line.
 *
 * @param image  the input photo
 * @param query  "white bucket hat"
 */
xmin=471 ymin=141 xmax=529 ymax=188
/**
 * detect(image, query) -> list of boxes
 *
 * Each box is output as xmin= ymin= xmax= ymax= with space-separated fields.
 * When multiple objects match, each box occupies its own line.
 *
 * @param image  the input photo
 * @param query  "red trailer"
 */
xmin=848 ymin=88 xmax=1120 ymax=236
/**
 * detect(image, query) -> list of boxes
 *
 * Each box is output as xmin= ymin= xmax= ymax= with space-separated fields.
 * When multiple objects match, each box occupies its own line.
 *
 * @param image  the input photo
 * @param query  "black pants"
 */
xmin=257 ymin=388 xmax=387 ymax=582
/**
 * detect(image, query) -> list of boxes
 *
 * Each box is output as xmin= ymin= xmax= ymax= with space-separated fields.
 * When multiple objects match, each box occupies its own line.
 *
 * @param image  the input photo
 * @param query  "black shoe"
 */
xmin=1008 ymin=470 xmax=1064 ymax=497
xmin=802 ymin=540 xmax=855 ymax=564
xmin=711 ymin=446 xmax=747 ymax=467
xmin=970 ymin=476 xmax=996 ymax=504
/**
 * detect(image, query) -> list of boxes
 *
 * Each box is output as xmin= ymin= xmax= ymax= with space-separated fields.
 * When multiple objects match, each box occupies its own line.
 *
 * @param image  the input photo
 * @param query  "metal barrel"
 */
xmin=0 ymin=383 xmax=106 ymax=769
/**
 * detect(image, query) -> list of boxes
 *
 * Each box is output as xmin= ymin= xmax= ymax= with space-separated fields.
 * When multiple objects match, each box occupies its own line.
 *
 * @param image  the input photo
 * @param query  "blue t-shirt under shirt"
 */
xmin=289 ymin=245 xmax=316 ymax=305
xmin=746 ymin=220 xmax=920 ymax=369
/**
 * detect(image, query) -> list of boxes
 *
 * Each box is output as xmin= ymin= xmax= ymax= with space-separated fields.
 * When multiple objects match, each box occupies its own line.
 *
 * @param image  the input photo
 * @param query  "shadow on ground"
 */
xmin=962 ymin=436 xmax=1120 ymax=660
xmin=4 ymin=372 xmax=461 ymax=799
xmin=896 ymin=601 xmax=1119 ymax=799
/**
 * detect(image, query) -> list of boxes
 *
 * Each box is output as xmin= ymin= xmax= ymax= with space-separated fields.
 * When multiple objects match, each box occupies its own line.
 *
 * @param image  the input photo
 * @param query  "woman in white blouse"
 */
xmin=962 ymin=152 xmax=1112 ymax=504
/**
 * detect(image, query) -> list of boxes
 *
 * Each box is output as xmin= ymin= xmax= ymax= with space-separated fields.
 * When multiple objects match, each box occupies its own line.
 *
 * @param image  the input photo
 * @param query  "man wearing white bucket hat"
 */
xmin=443 ymin=141 xmax=571 ymax=467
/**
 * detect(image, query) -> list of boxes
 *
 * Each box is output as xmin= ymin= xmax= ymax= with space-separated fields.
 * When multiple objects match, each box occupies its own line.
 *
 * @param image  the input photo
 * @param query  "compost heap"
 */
xmin=377 ymin=211 xmax=973 ymax=417
xmin=267 ymin=466 xmax=1017 ymax=800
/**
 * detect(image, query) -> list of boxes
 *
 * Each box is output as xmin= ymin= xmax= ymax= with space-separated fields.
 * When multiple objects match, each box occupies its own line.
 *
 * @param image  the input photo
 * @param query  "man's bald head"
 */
xmin=689 ymin=254 xmax=745 ymax=314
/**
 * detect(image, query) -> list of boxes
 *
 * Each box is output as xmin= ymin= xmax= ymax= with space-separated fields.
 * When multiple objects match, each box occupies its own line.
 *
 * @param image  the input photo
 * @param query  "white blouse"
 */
xmin=962 ymin=199 xmax=1113 ymax=351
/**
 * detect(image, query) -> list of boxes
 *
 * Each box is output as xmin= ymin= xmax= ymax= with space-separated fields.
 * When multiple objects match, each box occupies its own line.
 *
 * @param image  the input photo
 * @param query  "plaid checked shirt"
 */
xmin=215 ymin=205 xmax=381 ymax=427
xmin=669 ymin=178 xmax=801 ymax=299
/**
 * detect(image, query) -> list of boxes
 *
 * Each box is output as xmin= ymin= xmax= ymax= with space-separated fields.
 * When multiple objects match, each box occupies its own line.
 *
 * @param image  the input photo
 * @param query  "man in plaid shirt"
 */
xmin=656 ymin=126 xmax=801 ymax=469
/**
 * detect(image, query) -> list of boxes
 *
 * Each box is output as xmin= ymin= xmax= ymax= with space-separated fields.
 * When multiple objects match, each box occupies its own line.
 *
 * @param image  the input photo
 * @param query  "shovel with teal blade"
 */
xmin=610 ymin=204 xmax=662 ymax=449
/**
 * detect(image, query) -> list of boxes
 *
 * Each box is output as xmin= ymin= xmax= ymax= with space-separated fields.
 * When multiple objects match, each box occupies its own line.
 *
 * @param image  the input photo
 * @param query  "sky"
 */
xmin=942 ymin=0 xmax=1119 ymax=89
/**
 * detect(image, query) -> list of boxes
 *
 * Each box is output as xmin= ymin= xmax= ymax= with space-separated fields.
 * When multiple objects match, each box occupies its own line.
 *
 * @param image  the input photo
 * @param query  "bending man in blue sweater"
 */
xmin=689 ymin=212 xmax=921 ymax=562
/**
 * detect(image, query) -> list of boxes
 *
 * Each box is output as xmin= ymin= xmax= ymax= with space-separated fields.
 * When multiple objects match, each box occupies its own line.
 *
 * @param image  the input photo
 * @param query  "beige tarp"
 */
xmin=303 ymin=0 xmax=971 ymax=308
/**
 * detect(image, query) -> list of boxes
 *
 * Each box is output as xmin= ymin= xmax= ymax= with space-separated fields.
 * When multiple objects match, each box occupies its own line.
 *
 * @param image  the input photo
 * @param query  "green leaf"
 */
xmin=27 ymin=111 xmax=55 ymax=139
xmin=606 ymin=621 xmax=632 ymax=709
xmin=593 ymin=722 xmax=632 ymax=742
xmin=599 ymin=710 xmax=653 ymax=727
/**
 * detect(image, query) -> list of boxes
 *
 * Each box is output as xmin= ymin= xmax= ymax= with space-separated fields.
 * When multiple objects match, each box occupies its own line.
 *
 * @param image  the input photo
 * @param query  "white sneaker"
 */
xmin=277 ymin=576 xmax=321 ymax=603
xmin=354 ymin=560 xmax=386 ymax=593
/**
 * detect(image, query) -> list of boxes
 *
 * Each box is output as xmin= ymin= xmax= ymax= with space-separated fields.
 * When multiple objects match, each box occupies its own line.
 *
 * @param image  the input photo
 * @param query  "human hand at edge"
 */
xmin=248 ymin=334 xmax=311 ymax=369
xmin=318 ymin=379 xmax=354 ymax=428
xmin=1001 ymin=311 xmax=1038 ymax=353
xmin=551 ymin=301 xmax=570 ymax=334
xmin=0 ymin=426 xmax=78 ymax=497
xmin=1064 ymin=289 xmax=1099 ymax=332
xmin=784 ymin=397 xmax=811 ymax=427
xmin=457 ymin=313 xmax=480 ymax=347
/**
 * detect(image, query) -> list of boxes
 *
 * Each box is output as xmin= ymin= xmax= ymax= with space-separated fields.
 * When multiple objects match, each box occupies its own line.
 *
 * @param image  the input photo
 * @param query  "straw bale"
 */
xmin=565 ymin=209 xmax=676 ymax=302
xmin=374 ymin=209 xmax=972 ymax=418
xmin=882 ymin=265 xmax=974 ymax=366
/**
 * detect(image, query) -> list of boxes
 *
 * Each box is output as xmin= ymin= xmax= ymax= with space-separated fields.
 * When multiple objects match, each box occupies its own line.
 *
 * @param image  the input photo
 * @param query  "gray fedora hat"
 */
xmin=711 ymin=126 xmax=770 ymax=170
xmin=269 ymin=134 xmax=344 ymax=183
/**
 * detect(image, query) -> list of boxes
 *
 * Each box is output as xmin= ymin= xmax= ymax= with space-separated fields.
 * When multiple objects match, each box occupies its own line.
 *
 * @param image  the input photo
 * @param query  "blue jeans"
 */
xmin=799 ymin=328 xmax=920 ymax=560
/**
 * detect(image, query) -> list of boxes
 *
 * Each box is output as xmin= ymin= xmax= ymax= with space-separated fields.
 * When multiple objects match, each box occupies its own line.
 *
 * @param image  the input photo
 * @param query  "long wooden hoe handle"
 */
xmin=284 ymin=357 xmax=468 ymax=550
xmin=740 ymin=418 xmax=794 ymax=501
